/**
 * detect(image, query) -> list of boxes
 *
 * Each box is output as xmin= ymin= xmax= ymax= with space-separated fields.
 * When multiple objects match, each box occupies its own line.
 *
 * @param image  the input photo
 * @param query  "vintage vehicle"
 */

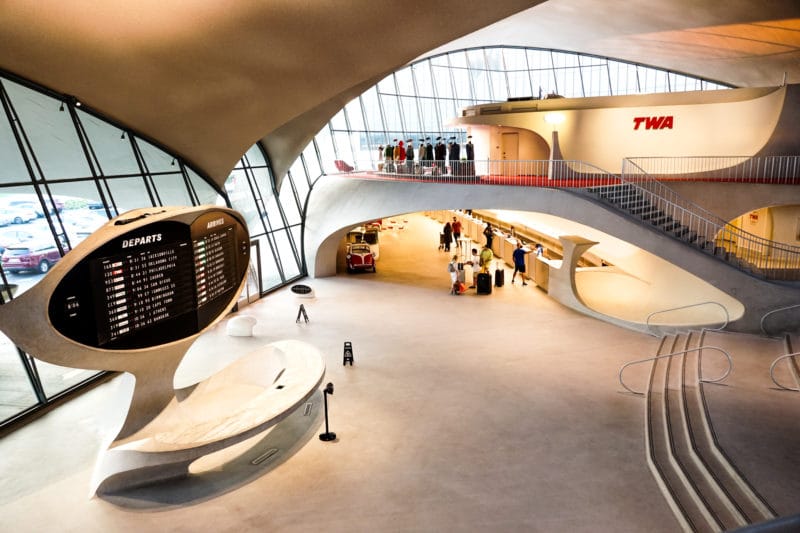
xmin=347 ymin=226 xmax=380 ymax=260
xmin=2 ymin=243 xmax=63 ymax=273
xmin=345 ymin=243 xmax=376 ymax=273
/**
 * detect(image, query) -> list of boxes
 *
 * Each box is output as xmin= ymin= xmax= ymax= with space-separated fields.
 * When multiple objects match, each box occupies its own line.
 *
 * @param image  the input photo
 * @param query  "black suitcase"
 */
xmin=495 ymin=268 xmax=504 ymax=287
xmin=477 ymin=273 xmax=492 ymax=294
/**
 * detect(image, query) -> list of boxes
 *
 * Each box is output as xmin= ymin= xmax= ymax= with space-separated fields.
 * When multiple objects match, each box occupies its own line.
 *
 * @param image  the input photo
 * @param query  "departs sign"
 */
xmin=633 ymin=116 xmax=674 ymax=130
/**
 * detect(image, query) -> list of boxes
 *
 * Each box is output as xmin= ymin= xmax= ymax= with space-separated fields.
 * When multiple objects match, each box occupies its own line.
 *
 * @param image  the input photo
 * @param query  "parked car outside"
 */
xmin=4 ymin=206 xmax=38 ymax=224
xmin=2 ymin=243 xmax=62 ymax=273
xmin=345 ymin=243 xmax=376 ymax=273
xmin=0 ymin=228 xmax=39 ymax=253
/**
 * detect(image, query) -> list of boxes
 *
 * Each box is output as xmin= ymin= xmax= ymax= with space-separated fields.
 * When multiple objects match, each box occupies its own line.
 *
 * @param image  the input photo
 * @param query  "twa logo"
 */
xmin=633 ymin=116 xmax=674 ymax=130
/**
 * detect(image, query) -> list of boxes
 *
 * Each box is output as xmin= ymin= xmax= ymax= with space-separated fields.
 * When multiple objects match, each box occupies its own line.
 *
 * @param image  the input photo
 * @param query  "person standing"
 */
xmin=467 ymin=247 xmax=481 ymax=288
xmin=448 ymin=254 xmax=459 ymax=293
xmin=405 ymin=139 xmax=414 ymax=164
xmin=442 ymin=221 xmax=453 ymax=252
xmin=479 ymin=245 xmax=493 ymax=273
xmin=511 ymin=241 xmax=530 ymax=286
xmin=425 ymin=137 xmax=434 ymax=167
xmin=483 ymin=222 xmax=494 ymax=249
xmin=417 ymin=139 xmax=426 ymax=163
xmin=384 ymin=141 xmax=394 ymax=172
xmin=452 ymin=216 xmax=462 ymax=250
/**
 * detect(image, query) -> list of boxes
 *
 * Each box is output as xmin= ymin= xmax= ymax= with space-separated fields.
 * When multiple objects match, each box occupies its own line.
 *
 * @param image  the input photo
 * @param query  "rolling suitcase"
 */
xmin=477 ymin=272 xmax=492 ymax=294
xmin=495 ymin=267 xmax=504 ymax=287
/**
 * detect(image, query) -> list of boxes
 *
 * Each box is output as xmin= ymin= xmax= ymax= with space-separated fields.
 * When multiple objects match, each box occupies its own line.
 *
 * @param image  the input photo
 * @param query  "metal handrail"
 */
xmin=645 ymin=301 xmax=730 ymax=337
xmin=760 ymin=303 xmax=800 ymax=337
xmin=769 ymin=352 xmax=800 ymax=392
xmin=621 ymin=158 xmax=800 ymax=279
xmin=618 ymin=345 xmax=734 ymax=395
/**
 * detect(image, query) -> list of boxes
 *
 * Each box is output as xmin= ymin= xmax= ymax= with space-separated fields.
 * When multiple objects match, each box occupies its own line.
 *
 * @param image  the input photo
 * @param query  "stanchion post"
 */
xmin=319 ymin=382 xmax=336 ymax=442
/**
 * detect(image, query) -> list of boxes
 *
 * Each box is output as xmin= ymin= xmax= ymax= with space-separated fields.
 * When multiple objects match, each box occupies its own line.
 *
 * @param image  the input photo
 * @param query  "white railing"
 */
xmin=624 ymin=155 xmax=800 ymax=185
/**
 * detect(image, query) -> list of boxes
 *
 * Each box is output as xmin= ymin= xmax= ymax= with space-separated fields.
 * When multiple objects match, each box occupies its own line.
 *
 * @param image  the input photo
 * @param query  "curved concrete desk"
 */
xmin=92 ymin=339 xmax=325 ymax=494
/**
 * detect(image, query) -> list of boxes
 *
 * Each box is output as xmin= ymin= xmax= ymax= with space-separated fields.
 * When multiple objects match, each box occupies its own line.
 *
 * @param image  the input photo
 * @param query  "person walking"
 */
xmin=511 ymin=241 xmax=530 ymax=286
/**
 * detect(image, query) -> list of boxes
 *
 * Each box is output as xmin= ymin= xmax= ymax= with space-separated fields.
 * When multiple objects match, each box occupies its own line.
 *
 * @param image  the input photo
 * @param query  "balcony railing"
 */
xmin=329 ymin=156 xmax=800 ymax=280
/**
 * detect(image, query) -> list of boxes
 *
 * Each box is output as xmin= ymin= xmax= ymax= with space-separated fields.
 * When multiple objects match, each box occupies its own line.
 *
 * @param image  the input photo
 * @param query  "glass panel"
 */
xmin=151 ymin=172 xmax=194 ymax=206
xmin=48 ymin=181 xmax=111 ymax=248
xmin=279 ymin=179 xmax=301 ymax=226
xmin=332 ymin=131 xmax=355 ymax=167
xmin=467 ymin=49 xmax=486 ymax=70
xmin=263 ymin=193 xmax=284 ymax=232
xmin=36 ymin=358 xmax=96 ymax=399
xmin=431 ymin=65 xmax=453 ymax=98
xmin=489 ymin=71 xmax=507 ymax=100
xmin=448 ymin=50 xmax=468 ymax=68
xmin=400 ymin=97 xmax=420 ymax=131
xmin=0 ymin=96 xmax=29 ymax=184
xmin=344 ymin=98 xmax=365 ymax=131
xmin=552 ymin=51 xmax=580 ymax=68
xmin=302 ymin=142 xmax=322 ymax=181
xmin=412 ymin=63 xmax=434 ymax=97
xmin=289 ymin=157 xmax=310 ymax=203
xmin=503 ymin=48 xmax=528 ymax=70
xmin=330 ymin=108 xmax=347 ymax=131
xmin=470 ymin=69 xmax=492 ymax=101
xmin=4 ymin=80 xmax=91 ymax=180
xmin=315 ymin=126 xmax=337 ymax=175
xmin=450 ymin=68 xmax=472 ymax=100
xmin=0 ymin=344 xmax=39 ymax=422
xmin=438 ymin=100 xmax=457 ymax=126
xmin=187 ymin=167 xmax=221 ymax=206
xmin=245 ymin=144 xmax=266 ymax=166
xmin=582 ymin=65 xmax=611 ymax=97
xmin=394 ymin=68 xmax=415 ymax=96
xmin=486 ymin=48 xmax=505 ymax=71
xmin=507 ymin=71 xmax=532 ymax=98
xmin=527 ymin=49 xmax=549 ymax=71
xmin=77 ymin=110 xmax=140 ymax=176
xmin=360 ymin=88 xmax=383 ymax=133
xmin=273 ymin=228 xmax=300 ymax=279
xmin=259 ymin=235 xmax=283 ymax=289
xmin=0 ymin=184 xmax=64 ymax=295
xmin=376 ymin=75 xmax=395 ymax=95
xmin=104 ymin=176 xmax=153 ymax=213
xmin=226 ymin=169 xmax=264 ymax=234
xmin=418 ymin=97 xmax=440 ymax=132
xmin=136 ymin=138 xmax=174 ymax=173
xmin=380 ymin=94 xmax=402 ymax=131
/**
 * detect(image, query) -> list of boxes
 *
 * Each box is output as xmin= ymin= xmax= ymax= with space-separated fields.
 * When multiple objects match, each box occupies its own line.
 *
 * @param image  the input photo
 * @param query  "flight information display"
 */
xmin=48 ymin=208 xmax=249 ymax=349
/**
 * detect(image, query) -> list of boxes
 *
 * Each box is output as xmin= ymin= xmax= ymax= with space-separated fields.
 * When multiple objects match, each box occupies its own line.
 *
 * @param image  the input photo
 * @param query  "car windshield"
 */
xmin=363 ymin=232 xmax=379 ymax=245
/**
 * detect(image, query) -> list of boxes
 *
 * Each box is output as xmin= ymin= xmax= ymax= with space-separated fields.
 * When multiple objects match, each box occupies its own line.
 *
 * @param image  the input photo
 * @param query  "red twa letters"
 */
xmin=633 ymin=116 xmax=674 ymax=130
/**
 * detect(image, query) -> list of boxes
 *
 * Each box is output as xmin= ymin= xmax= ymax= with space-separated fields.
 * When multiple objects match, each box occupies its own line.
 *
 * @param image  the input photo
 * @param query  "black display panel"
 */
xmin=48 ymin=209 xmax=249 ymax=349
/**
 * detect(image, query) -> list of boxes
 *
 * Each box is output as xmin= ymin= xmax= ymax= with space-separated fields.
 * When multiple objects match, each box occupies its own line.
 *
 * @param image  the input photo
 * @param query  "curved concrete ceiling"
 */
xmin=0 ymin=1 xmax=797 ymax=188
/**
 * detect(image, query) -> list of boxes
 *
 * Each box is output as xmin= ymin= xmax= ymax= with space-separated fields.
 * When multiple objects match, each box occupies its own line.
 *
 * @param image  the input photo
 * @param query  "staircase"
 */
xmin=644 ymin=331 xmax=776 ymax=532
xmin=585 ymin=184 xmax=756 ymax=273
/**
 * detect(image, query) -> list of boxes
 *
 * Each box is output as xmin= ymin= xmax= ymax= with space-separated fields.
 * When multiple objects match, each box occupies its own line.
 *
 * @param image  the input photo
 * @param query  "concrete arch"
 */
xmin=304 ymin=176 xmax=800 ymax=332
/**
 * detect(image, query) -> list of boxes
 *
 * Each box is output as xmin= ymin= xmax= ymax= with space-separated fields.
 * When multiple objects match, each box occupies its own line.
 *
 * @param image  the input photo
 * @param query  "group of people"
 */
xmin=440 ymin=216 xmax=462 ymax=252
xmin=379 ymin=136 xmax=474 ymax=175
xmin=445 ymin=215 xmax=546 ymax=292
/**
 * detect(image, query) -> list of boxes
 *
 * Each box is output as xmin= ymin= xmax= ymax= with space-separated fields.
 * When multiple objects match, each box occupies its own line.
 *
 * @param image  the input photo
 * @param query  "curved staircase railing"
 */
xmin=618 ymin=345 xmax=733 ymax=396
xmin=645 ymin=301 xmax=730 ymax=337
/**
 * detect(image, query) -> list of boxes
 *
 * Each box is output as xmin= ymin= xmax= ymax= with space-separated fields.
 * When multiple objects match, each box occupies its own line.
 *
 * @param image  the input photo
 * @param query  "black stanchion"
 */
xmin=296 ymin=304 xmax=309 ymax=323
xmin=319 ymin=382 xmax=336 ymax=442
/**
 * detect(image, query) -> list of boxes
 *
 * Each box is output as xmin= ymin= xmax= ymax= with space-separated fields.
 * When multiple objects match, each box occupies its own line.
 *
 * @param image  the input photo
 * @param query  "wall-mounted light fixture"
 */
xmin=120 ymin=132 xmax=126 ymax=140
xmin=59 ymin=101 xmax=65 ymax=112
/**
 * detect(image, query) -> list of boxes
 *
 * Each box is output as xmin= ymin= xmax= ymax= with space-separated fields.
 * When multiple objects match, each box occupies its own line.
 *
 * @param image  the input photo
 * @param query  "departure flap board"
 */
xmin=48 ymin=208 xmax=249 ymax=349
